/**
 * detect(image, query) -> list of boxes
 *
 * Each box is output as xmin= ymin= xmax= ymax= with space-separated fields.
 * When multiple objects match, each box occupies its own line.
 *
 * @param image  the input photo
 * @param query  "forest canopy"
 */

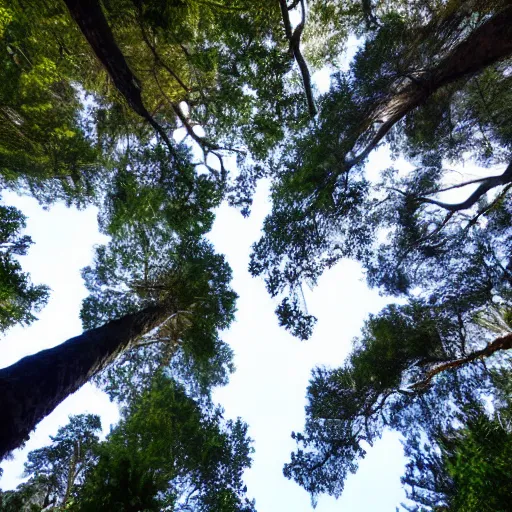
xmin=0 ymin=0 xmax=511 ymax=510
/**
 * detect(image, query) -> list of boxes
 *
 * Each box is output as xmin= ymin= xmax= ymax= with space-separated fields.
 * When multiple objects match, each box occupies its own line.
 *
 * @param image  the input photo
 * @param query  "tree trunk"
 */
xmin=0 ymin=304 xmax=170 ymax=460
xmin=349 ymin=5 xmax=512 ymax=168
xmin=62 ymin=0 xmax=147 ymax=118
xmin=62 ymin=0 xmax=175 ymax=150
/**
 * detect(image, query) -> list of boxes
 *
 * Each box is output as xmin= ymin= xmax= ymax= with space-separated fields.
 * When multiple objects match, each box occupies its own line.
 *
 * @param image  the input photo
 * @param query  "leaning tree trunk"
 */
xmin=0 ymin=304 xmax=170 ymax=460
xmin=348 ymin=5 xmax=512 ymax=169
xmin=62 ymin=0 xmax=175 ymax=150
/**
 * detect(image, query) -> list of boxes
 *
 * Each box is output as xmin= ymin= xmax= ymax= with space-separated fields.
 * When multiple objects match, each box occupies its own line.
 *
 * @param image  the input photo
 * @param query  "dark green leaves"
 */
xmin=75 ymin=375 xmax=255 ymax=512
xmin=0 ymin=205 xmax=48 ymax=332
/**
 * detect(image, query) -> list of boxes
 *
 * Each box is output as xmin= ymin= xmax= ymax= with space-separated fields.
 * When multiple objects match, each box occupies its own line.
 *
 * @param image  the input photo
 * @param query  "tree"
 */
xmin=0 ymin=219 xmax=237 ymax=459
xmin=0 ymin=414 xmax=101 ymax=511
xmin=283 ymin=261 xmax=512 ymax=502
xmin=74 ymin=374 xmax=255 ymax=512
xmin=250 ymin=0 xmax=512 ymax=336
xmin=235 ymin=4 xmax=512 ymax=500
xmin=2 ymin=377 xmax=256 ymax=512
xmin=0 ymin=0 xmax=284 ymax=455
xmin=0 ymin=205 xmax=48 ymax=333
xmin=402 ymin=394 xmax=512 ymax=512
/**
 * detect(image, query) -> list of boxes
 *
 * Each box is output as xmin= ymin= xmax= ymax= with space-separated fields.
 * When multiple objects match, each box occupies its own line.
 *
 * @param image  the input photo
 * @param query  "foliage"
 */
xmin=0 ymin=204 xmax=48 ymax=333
xmin=250 ymin=0 xmax=512 ymax=337
xmin=402 ymin=396 xmax=512 ymax=512
xmin=0 ymin=414 xmax=101 ymax=511
xmin=1 ymin=379 xmax=256 ymax=512
xmin=80 ymin=215 xmax=237 ymax=401
xmin=1 ymin=0 xmax=512 ymax=509
xmin=74 ymin=375 xmax=255 ymax=512
xmin=0 ymin=1 xmax=100 ymax=206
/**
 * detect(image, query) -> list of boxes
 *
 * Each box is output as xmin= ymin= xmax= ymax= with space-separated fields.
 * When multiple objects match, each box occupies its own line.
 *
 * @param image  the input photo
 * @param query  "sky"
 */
xmin=0 ymin=145 xmax=410 ymax=511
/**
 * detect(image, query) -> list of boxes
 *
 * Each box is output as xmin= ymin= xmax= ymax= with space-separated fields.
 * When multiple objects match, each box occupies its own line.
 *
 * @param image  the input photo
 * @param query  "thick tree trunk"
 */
xmin=62 ymin=0 xmax=175 ymax=150
xmin=63 ymin=0 xmax=147 ymax=118
xmin=0 ymin=304 xmax=170 ymax=460
xmin=349 ymin=5 xmax=512 ymax=168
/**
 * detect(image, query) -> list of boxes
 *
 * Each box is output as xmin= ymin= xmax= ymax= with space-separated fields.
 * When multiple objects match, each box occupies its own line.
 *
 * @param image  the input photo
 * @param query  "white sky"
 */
xmin=0 ymin=147 xmax=409 ymax=511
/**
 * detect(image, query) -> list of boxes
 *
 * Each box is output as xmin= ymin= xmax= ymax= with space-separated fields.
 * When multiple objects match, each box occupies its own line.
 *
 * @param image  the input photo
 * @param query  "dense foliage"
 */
xmin=0 ymin=205 xmax=48 ymax=332
xmin=1 ymin=376 xmax=255 ymax=512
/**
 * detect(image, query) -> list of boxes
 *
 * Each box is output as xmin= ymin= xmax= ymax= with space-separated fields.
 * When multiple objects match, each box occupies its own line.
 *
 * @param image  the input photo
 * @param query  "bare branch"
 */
xmin=410 ymin=332 xmax=512 ymax=391
xmin=278 ymin=0 xmax=317 ymax=117
xmin=419 ymin=160 xmax=512 ymax=212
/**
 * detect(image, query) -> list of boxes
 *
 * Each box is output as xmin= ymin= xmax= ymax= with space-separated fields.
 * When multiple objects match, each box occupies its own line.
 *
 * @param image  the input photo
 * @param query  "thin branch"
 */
xmin=464 ymin=183 xmax=512 ymax=230
xmin=135 ymin=13 xmax=190 ymax=94
xmin=428 ymin=174 xmax=502 ymax=195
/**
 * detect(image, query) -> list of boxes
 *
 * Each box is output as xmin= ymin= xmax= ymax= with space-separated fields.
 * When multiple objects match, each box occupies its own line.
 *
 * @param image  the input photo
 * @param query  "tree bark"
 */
xmin=348 ymin=5 xmax=512 ymax=169
xmin=62 ymin=0 xmax=175 ymax=151
xmin=410 ymin=332 xmax=512 ymax=391
xmin=62 ymin=0 xmax=147 ymax=118
xmin=0 ymin=304 xmax=170 ymax=460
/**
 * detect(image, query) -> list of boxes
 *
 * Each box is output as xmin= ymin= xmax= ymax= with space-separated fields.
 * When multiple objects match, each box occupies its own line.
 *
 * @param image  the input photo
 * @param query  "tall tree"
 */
xmin=0 ymin=221 xmax=236 ymax=458
xmin=249 ymin=0 xmax=512 ymax=337
xmin=284 ymin=272 xmax=512 ymax=502
xmin=74 ymin=375 xmax=255 ymax=512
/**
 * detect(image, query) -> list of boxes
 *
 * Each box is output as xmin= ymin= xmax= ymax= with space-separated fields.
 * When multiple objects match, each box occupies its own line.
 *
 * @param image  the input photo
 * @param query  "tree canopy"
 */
xmin=1 ymin=0 xmax=512 ymax=509
xmin=1 ymin=376 xmax=255 ymax=512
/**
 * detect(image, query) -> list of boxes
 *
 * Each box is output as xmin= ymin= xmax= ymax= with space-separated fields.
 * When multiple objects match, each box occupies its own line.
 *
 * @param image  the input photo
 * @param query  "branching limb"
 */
xmin=410 ymin=332 xmax=512 ymax=391
xmin=463 ymin=183 xmax=512 ymax=230
xmin=419 ymin=160 xmax=512 ymax=212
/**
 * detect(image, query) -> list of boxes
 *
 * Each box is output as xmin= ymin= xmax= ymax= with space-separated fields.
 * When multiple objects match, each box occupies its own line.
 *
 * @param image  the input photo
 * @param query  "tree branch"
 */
xmin=135 ymin=10 xmax=190 ymax=94
xmin=410 ymin=332 xmax=512 ymax=391
xmin=419 ymin=160 xmax=512 ymax=211
xmin=278 ymin=0 xmax=317 ymax=117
